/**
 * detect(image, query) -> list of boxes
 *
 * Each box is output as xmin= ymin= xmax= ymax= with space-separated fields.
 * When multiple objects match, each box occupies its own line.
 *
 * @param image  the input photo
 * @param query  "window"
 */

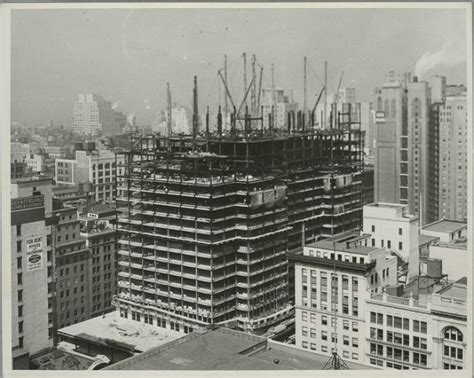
xmin=321 ymin=331 xmax=328 ymax=341
xmin=17 ymin=257 xmax=22 ymax=269
xmin=18 ymin=305 xmax=23 ymax=318
xmin=17 ymin=290 xmax=22 ymax=302
xmin=371 ymin=225 xmax=375 ymax=232
xmin=387 ymin=240 xmax=391 ymax=249
xmin=399 ymin=242 xmax=403 ymax=250
xmin=302 ymin=341 xmax=308 ymax=349
xmin=302 ymin=326 xmax=308 ymax=337
xmin=16 ymin=224 xmax=21 ymax=236
xmin=321 ymin=316 xmax=328 ymax=325
xmin=17 ymin=273 xmax=22 ymax=285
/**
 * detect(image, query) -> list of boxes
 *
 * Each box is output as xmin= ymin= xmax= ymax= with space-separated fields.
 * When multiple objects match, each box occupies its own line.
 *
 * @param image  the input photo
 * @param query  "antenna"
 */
xmin=243 ymin=52 xmax=247 ymax=110
xmin=251 ymin=54 xmax=257 ymax=116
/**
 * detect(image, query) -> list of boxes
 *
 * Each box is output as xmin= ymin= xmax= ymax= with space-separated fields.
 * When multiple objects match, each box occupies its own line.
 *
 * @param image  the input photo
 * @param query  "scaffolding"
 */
xmin=114 ymin=104 xmax=364 ymax=333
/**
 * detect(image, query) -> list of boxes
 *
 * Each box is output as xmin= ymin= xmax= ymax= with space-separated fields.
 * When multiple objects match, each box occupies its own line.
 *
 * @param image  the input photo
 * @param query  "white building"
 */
xmin=290 ymin=232 xmax=398 ymax=365
xmin=420 ymin=220 xmax=467 ymax=281
xmin=10 ymin=178 xmax=55 ymax=368
xmin=72 ymin=94 xmax=121 ymax=136
xmin=261 ymin=88 xmax=298 ymax=130
xmin=365 ymin=274 xmax=467 ymax=370
xmin=363 ymin=203 xmax=420 ymax=281
xmin=55 ymin=149 xmax=123 ymax=203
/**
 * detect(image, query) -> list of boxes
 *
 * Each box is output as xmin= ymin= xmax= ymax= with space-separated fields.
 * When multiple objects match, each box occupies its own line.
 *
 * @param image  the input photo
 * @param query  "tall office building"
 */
xmin=114 ymin=107 xmax=364 ymax=334
xmin=72 ymin=94 xmax=123 ymax=136
xmin=11 ymin=178 xmax=56 ymax=368
xmin=436 ymin=92 xmax=467 ymax=221
xmin=374 ymin=75 xmax=430 ymax=226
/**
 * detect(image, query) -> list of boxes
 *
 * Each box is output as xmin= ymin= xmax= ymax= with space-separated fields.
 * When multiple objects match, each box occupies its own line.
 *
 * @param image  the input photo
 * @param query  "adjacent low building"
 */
xmin=289 ymin=232 xmax=398 ymax=365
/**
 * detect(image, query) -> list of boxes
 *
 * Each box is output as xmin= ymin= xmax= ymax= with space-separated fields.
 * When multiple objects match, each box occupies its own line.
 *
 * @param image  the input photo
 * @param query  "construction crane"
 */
xmin=333 ymin=71 xmax=344 ymax=103
xmin=307 ymin=86 xmax=325 ymax=128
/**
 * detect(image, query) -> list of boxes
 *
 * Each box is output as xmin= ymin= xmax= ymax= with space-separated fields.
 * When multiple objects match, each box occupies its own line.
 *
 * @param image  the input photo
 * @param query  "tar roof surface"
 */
xmin=422 ymin=220 xmax=467 ymax=233
xmin=107 ymin=327 xmax=373 ymax=370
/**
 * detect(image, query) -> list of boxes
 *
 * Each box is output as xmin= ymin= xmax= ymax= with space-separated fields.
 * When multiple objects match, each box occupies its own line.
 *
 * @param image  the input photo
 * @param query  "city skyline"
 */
xmin=12 ymin=7 xmax=467 ymax=126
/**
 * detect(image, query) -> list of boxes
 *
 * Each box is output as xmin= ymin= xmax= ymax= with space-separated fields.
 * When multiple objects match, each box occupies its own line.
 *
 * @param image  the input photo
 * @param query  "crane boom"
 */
xmin=218 ymin=70 xmax=237 ymax=110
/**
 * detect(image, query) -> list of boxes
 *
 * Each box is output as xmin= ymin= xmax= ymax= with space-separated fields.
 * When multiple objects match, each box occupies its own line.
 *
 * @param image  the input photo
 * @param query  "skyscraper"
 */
xmin=72 ymin=94 xmax=122 ymax=136
xmin=374 ymin=75 xmax=430 ymax=225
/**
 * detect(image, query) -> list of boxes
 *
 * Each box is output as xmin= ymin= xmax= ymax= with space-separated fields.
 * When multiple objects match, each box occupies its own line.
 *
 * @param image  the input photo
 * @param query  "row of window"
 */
xmin=370 ymin=312 xmax=427 ymax=333
xmin=301 ymin=341 xmax=359 ymax=360
xmin=370 ymin=343 xmax=428 ymax=366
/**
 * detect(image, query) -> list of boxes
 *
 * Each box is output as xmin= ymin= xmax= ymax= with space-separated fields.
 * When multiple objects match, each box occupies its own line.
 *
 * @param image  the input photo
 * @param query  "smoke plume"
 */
xmin=415 ymin=42 xmax=465 ymax=79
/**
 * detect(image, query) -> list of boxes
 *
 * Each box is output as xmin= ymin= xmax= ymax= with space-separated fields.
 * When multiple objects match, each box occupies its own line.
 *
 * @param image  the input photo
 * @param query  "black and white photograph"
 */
xmin=1 ymin=2 xmax=472 ymax=376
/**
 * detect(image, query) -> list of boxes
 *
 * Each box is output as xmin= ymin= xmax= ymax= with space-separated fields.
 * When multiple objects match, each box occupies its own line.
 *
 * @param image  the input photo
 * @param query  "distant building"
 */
xmin=11 ymin=160 xmax=32 ymax=179
xmin=72 ymin=94 xmax=124 ymax=136
xmin=44 ymin=146 xmax=66 ymax=159
xmin=261 ymin=88 xmax=298 ymax=130
xmin=25 ymin=154 xmax=45 ymax=172
xmin=152 ymin=106 xmax=193 ymax=135
xmin=289 ymin=232 xmax=398 ymax=364
xmin=55 ymin=148 xmax=123 ymax=203
xmin=374 ymin=75 xmax=431 ymax=226
xmin=10 ymin=178 xmax=56 ymax=368
xmin=433 ymin=92 xmax=467 ymax=222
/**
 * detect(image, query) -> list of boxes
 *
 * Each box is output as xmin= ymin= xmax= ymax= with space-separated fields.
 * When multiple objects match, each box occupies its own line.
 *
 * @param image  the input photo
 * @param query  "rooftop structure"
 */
xmin=115 ymin=106 xmax=365 ymax=333
xmin=58 ymin=311 xmax=182 ymax=354
xmin=105 ymin=326 xmax=374 ymax=370
xmin=30 ymin=344 xmax=109 ymax=370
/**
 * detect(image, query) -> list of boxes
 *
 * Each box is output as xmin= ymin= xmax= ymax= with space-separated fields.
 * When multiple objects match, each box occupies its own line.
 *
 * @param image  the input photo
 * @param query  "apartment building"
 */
xmin=10 ymin=178 xmax=56 ymax=368
xmin=53 ymin=207 xmax=91 ymax=329
xmin=289 ymin=232 xmax=398 ymax=364
xmin=362 ymin=203 xmax=419 ymax=281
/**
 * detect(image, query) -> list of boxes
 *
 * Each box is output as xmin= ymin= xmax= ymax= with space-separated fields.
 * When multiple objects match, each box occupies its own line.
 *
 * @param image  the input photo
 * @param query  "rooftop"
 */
xmin=306 ymin=232 xmax=378 ymax=255
xmin=30 ymin=345 xmax=107 ymax=370
xmin=437 ymin=277 xmax=468 ymax=300
xmin=106 ymin=327 xmax=373 ymax=370
xmin=422 ymin=219 xmax=467 ymax=234
xmin=88 ymin=204 xmax=116 ymax=215
xmin=419 ymin=234 xmax=440 ymax=246
xmin=58 ymin=311 xmax=182 ymax=353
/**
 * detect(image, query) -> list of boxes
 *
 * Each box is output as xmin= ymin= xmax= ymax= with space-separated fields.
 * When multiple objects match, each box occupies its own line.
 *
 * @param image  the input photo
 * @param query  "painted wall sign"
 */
xmin=25 ymin=236 xmax=44 ymax=272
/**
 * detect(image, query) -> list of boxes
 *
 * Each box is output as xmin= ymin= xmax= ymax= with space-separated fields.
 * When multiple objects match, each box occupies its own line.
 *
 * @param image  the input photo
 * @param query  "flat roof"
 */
xmin=30 ymin=348 xmax=96 ymax=370
xmin=422 ymin=219 xmax=467 ymax=234
xmin=419 ymin=234 xmax=439 ymax=246
xmin=365 ymin=202 xmax=405 ymax=209
xmin=306 ymin=233 xmax=378 ymax=255
xmin=436 ymin=277 xmax=467 ymax=299
xmin=106 ymin=327 xmax=373 ymax=370
xmin=58 ymin=311 xmax=182 ymax=352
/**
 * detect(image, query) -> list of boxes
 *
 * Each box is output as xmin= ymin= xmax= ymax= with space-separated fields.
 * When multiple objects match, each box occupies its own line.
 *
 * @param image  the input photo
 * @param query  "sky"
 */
xmin=11 ymin=6 xmax=468 ymax=127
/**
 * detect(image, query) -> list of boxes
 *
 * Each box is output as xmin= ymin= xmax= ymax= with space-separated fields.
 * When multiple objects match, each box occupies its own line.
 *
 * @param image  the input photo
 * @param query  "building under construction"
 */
xmin=113 ymin=72 xmax=365 ymax=334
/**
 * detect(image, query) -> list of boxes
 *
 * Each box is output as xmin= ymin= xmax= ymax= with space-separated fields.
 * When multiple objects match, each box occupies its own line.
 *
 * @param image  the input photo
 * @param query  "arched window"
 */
xmin=442 ymin=326 xmax=464 ymax=370
xmin=444 ymin=327 xmax=463 ymax=342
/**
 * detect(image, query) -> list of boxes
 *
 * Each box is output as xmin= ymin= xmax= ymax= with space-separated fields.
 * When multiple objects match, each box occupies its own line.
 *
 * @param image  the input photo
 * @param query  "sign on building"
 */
xmin=25 ymin=236 xmax=44 ymax=272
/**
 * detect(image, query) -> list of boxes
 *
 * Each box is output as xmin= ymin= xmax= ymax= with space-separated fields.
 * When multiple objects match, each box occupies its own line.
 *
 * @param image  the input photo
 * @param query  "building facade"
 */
xmin=290 ymin=233 xmax=397 ymax=365
xmin=80 ymin=216 xmax=117 ymax=318
xmin=53 ymin=207 xmax=91 ymax=329
xmin=437 ymin=93 xmax=467 ymax=221
xmin=72 ymin=94 xmax=123 ymax=136
xmin=10 ymin=178 xmax=56 ymax=368
xmin=362 ymin=203 xmax=419 ymax=281
xmin=374 ymin=75 xmax=431 ymax=226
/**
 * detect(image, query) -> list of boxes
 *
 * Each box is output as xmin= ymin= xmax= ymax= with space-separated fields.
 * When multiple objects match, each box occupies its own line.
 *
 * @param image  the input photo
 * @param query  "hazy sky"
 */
xmin=11 ymin=7 xmax=468 ymax=126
